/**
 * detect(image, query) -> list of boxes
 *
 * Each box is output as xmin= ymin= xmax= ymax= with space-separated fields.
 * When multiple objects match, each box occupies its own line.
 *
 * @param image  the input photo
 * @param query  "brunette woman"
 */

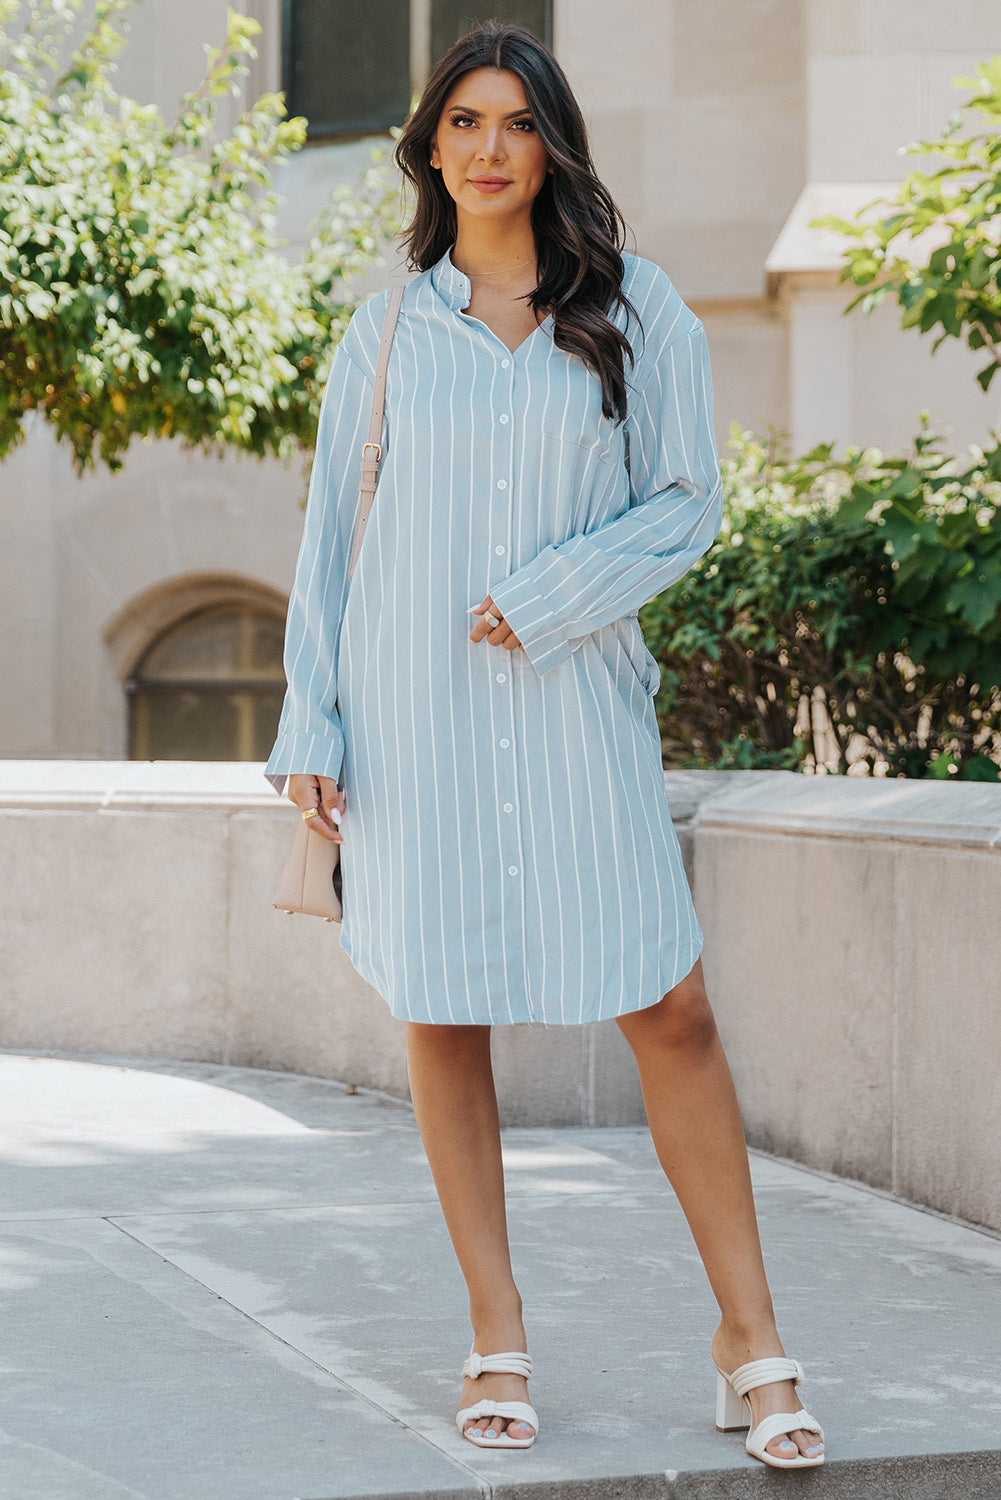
xmin=265 ymin=21 xmax=825 ymax=1470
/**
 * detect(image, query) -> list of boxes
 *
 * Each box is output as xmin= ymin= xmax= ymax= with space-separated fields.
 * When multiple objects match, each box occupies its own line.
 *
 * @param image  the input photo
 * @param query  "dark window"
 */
xmin=127 ymin=606 xmax=287 ymax=762
xmin=281 ymin=1 xmax=553 ymax=140
xmin=430 ymin=2 xmax=551 ymax=69
xmin=282 ymin=0 xmax=411 ymax=138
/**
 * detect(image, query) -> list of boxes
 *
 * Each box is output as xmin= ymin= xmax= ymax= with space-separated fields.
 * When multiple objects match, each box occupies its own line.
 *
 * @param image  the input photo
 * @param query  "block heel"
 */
xmin=715 ymin=1369 xmax=750 ymax=1431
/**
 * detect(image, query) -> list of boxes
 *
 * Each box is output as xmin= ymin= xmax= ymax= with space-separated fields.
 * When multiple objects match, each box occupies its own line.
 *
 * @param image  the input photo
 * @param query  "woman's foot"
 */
xmin=711 ymin=1323 xmax=824 ymax=1463
xmin=459 ymin=1319 xmax=535 ymax=1443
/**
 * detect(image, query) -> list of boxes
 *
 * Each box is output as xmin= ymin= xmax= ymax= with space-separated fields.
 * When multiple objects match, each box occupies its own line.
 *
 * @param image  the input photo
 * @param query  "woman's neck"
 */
xmin=451 ymin=218 xmax=538 ymax=286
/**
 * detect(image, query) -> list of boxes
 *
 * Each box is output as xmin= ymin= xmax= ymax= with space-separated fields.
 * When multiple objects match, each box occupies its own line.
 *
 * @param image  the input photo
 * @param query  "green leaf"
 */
xmin=960 ymin=755 xmax=1001 ymax=781
xmin=945 ymin=573 xmax=1001 ymax=632
xmin=967 ymin=243 xmax=994 ymax=289
xmin=838 ymin=487 xmax=879 ymax=525
xmin=976 ymin=360 xmax=1000 ymax=392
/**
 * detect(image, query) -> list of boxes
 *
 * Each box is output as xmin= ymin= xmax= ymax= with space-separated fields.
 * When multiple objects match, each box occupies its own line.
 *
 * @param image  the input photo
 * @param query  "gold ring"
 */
xmin=302 ymin=807 xmax=319 ymax=821
xmin=484 ymin=611 xmax=501 ymax=629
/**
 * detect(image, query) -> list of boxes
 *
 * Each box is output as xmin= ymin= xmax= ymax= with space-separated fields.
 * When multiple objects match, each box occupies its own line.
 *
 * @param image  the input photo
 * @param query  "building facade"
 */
xmin=2 ymin=0 xmax=1000 ymax=760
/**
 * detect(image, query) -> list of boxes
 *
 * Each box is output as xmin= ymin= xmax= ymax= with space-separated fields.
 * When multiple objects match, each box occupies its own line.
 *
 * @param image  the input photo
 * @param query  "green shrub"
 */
xmin=811 ymin=54 xmax=1001 ymax=396
xmin=0 ymin=0 xmax=401 ymax=472
xmin=641 ymin=419 xmax=1001 ymax=779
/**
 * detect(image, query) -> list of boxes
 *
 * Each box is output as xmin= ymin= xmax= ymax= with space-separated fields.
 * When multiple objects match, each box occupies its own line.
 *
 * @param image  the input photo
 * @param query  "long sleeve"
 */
xmin=488 ymin=320 xmax=724 ymax=677
xmin=263 ymin=326 xmax=376 ymax=795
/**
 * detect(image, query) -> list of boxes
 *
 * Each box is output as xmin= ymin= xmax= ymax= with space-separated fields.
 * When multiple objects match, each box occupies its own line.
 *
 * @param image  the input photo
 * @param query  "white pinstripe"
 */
xmin=265 ymin=246 xmax=723 ymax=1025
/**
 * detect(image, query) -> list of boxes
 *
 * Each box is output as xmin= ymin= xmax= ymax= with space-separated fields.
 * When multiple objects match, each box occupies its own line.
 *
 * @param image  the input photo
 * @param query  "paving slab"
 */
xmin=1 ymin=1049 xmax=999 ymax=1500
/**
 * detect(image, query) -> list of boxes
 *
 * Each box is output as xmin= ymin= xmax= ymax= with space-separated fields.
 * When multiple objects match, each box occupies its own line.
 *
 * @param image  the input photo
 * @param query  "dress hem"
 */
xmin=336 ymin=930 xmax=704 ymax=1028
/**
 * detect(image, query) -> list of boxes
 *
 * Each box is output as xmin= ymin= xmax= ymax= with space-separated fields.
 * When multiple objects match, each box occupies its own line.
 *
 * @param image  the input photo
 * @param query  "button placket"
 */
xmin=445 ymin=265 xmax=534 ymax=1005
xmin=491 ymin=354 xmax=520 ymax=889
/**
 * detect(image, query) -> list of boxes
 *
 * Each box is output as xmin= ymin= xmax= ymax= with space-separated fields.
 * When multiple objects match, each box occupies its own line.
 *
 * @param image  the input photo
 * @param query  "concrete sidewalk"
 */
xmin=1 ymin=1050 xmax=998 ymax=1500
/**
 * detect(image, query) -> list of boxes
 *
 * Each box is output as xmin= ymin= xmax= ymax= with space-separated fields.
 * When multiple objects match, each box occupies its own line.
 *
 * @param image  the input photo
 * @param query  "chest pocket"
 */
xmin=540 ymin=414 xmax=623 ymax=471
xmin=541 ymin=430 xmax=618 ymax=469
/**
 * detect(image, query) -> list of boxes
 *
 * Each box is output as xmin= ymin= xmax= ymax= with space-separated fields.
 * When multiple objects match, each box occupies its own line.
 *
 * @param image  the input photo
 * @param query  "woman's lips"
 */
xmin=469 ymin=178 xmax=511 ymax=193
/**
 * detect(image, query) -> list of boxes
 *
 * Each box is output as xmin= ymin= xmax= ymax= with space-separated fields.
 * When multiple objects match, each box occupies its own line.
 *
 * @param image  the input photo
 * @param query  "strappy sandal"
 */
xmin=713 ymin=1355 xmax=825 ymax=1468
xmin=455 ymin=1347 xmax=538 ymax=1449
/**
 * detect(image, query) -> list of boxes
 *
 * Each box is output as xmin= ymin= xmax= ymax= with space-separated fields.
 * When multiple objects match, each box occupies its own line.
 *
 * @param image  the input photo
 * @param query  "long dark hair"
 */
xmin=394 ymin=21 xmax=641 ymax=423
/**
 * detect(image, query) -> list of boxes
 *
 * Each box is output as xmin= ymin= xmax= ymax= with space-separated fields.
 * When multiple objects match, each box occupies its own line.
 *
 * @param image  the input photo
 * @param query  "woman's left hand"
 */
xmin=469 ymin=596 xmax=524 ymax=652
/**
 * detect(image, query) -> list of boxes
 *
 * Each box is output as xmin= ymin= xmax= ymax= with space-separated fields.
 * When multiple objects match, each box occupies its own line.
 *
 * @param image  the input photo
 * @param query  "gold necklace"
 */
xmin=459 ymin=257 xmax=537 ymax=279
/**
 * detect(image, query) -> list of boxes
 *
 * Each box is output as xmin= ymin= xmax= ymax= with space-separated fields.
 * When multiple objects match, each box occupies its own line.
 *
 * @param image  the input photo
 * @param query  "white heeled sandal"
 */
xmin=455 ymin=1347 xmax=538 ymax=1449
xmin=713 ymin=1356 xmax=825 ymax=1468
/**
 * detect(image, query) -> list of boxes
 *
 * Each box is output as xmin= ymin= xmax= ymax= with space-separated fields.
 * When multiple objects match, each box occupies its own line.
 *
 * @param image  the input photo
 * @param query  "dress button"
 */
xmin=499 ymin=737 xmax=510 ymax=748
xmin=508 ymin=865 xmax=519 ymax=877
xmin=503 ymin=802 xmax=514 ymax=813
xmin=501 ymin=358 xmax=510 ymax=368
xmin=496 ymin=479 xmax=507 ymax=490
xmin=494 ymin=543 xmax=506 ymax=555
xmin=499 ymin=413 xmax=509 ymax=424
xmin=495 ymin=672 xmax=507 ymax=683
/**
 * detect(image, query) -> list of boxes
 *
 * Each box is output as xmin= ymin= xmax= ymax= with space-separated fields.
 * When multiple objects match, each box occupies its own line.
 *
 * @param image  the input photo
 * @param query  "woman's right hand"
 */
xmin=287 ymin=774 xmax=345 ymax=844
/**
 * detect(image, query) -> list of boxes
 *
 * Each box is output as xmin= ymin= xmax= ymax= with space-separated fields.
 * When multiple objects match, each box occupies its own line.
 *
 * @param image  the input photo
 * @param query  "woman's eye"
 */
xmin=447 ymin=114 xmax=534 ymax=131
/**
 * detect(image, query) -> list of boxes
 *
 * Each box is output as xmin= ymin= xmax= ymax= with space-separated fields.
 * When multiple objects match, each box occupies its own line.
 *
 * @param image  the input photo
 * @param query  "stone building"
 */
xmin=3 ymin=0 xmax=1000 ymax=761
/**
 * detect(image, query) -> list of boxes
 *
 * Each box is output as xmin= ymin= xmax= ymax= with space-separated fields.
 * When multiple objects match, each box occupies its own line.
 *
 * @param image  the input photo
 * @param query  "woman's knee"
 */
xmin=617 ymin=964 xmax=718 ymax=1054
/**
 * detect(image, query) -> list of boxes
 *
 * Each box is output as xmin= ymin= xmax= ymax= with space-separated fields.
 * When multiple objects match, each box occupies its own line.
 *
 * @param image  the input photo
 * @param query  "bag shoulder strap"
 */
xmin=347 ymin=282 xmax=405 ymax=579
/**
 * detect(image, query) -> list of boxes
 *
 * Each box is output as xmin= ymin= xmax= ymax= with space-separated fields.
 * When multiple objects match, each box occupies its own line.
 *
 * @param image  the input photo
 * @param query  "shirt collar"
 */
xmin=430 ymin=243 xmax=471 ymax=311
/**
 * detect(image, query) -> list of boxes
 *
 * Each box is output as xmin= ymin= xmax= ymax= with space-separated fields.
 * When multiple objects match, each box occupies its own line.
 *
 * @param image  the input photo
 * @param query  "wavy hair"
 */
xmin=393 ymin=20 xmax=642 ymax=423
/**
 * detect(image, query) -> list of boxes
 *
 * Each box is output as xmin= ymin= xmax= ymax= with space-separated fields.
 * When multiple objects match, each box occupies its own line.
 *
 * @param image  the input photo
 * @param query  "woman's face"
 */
xmin=430 ymin=67 xmax=551 ymax=224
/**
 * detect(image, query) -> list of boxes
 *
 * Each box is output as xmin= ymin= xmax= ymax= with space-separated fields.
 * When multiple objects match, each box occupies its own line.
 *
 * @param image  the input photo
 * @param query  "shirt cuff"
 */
xmin=488 ymin=569 xmax=576 ymax=676
xmin=263 ymin=726 xmax=345 ymax=797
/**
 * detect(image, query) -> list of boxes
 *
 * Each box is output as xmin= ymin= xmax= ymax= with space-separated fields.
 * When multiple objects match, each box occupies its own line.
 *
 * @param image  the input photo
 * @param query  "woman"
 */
xmin=265 ymin=21 xmax=824 ymax=1470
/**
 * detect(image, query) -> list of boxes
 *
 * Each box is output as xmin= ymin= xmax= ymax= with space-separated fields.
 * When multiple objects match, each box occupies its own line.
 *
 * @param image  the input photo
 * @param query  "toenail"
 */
xmin=484 ymin=1429 xmax=496 ymax=1438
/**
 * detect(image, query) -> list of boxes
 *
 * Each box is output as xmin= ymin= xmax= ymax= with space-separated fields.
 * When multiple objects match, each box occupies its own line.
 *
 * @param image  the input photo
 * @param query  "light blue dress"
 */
xmin=265 ymin=245 xmax=723 ymax=1025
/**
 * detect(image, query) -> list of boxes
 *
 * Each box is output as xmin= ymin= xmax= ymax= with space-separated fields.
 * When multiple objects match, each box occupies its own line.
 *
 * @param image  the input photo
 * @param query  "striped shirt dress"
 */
xmin=264 ymin=245 xmax=724 ymax=1026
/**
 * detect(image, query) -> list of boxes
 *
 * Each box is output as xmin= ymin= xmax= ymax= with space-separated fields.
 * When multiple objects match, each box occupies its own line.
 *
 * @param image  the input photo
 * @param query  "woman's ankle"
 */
xmin=469 ymin=1297 xmax=526 ymax=1347
xmin=712 ymin=1313 xmax=783 ymax=1361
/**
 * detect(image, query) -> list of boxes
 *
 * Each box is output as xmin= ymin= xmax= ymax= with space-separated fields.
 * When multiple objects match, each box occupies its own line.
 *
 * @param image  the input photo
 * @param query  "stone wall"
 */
xmin=2 ymin=762 xmax=998 ymax=1231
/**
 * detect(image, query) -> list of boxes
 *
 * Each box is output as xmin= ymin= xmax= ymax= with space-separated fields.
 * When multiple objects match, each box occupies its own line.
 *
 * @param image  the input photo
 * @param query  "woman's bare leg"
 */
xmin=616 ymin=958 xmax=824 ymax=1462
xmin=405 ymin=1021 xmax=534 ymax=1440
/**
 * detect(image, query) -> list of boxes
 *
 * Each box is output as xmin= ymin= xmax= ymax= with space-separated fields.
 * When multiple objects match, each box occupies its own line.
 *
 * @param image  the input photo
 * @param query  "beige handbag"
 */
xmin=272 ymin=283 xmax=405 ymax=922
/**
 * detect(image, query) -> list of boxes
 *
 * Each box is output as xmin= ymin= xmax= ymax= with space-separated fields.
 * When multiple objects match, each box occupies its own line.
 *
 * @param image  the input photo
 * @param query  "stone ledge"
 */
xmin=693 ymin=771 xmax=1001 ymax=849
xmin=9 ymin=761 xmax=998 ymax=850
xmin=0 ymin=758 xmax=288 ymax=810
